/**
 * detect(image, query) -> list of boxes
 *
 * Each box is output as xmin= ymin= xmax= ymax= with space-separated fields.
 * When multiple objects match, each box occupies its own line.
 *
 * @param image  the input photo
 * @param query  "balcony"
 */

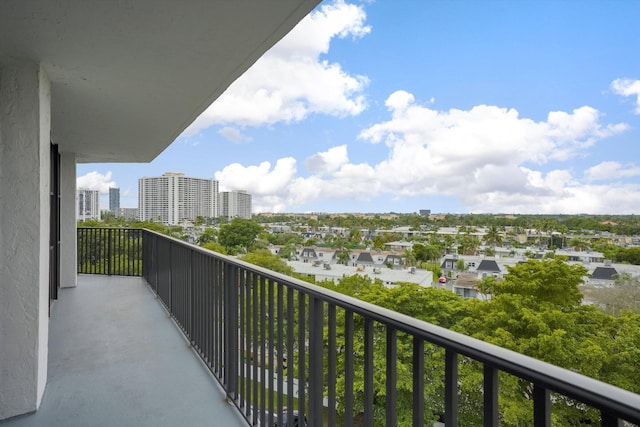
xmin=1 ymin=274 xmax=245 ymax=427
xmin=6 ymin=227 xmax=639 ymax=427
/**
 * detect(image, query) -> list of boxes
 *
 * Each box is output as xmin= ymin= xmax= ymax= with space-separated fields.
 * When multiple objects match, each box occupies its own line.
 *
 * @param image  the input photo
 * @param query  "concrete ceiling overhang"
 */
xmin=0 ymin=0 xmax=320 ymax=163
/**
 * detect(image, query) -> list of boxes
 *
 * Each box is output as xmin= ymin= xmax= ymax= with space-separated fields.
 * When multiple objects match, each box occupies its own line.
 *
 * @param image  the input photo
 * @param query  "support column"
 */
xmin=60 ymin=152 xmax=77 ymax=288
xmin=0 ymin=59 xmax=51 ymax=420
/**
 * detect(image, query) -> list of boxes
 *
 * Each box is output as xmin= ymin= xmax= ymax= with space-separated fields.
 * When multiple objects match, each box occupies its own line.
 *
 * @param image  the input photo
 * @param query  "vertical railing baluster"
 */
xmin=286 ymin=287 xmax=295 ymax=426
xmin=601 ymin=411 xmax=622 ymax=427
xmin=533 ymin=384 xmax=550 ymax=427
xmin=363 ymin=318 xmax=374 ymax=427
xmin=224 ymin=263 xmax=238 ymax=401
xmin=259 ymin=275 xmax=266 ymax=427
xmin=344 ymin=310 xmax=354 ymax=427
xmin=252 ymin=272 xmax=259 ymax=426
xmin=386 ymin=327 xmax=397 ymax=427
xmin=206 ymin=257 xmax=213 ymax=368
xmin=238 ymin=268 xmax=245 ymax=411
xmin=309 ymin=296 xmax=324 ymax=427
xmin=244 ymin=270 xmax=252 ymax=418
xmin=267 ymin=278 xmax=275 ymax=427
xmin=297 ymin=292 xmax=306 ymax=422
xmin=276 ymin=282 xmax=284 ymax=423
xmin=107 ymin=228 xmax=112 ymax=275
xmin=328 ymin=304 xmax=337 ymax=427
xmin=484 ymin=365 xmax=498 ymax=427
xmin=213 ymin=258 xmax=220 ymax=374
xmin=413 ymin=337 xmax=424 ymax=427
xmin=445 ymin=349 xmax=458 ymax=426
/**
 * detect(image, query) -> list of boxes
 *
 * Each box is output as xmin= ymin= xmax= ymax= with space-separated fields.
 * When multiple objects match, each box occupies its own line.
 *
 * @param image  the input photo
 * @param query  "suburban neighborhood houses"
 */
xmin=183 ymin=213 xmax=640 ymax=302
xmin=80 ymin=212 xmax=640 ymax=304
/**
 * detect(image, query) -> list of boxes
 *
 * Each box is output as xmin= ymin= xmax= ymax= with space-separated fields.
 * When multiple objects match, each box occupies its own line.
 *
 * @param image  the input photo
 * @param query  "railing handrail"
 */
xmin=140 ymin=228 xmax=640 ymax=423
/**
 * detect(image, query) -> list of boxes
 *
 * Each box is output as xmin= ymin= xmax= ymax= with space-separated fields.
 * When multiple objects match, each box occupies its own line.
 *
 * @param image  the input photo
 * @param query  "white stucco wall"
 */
xmin=60 ymin=152 xmax=77 ymax=288
xmin=0 ymin=59 xmax=51 ymax=419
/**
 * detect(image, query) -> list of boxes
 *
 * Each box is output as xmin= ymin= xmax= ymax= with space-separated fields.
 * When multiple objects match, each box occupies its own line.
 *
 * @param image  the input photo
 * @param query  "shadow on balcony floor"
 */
xmin=2 ymin=275 xmax=244 ymax=427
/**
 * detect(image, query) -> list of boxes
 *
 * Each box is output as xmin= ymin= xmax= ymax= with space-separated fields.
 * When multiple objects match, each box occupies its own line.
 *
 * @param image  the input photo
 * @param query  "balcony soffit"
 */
xmin=0 ymin=0 xmax=320 ymax=163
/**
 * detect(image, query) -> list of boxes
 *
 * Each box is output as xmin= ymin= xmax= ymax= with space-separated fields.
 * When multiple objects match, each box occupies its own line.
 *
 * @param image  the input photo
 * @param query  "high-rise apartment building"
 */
xmin=109 ymin=187 xmax=120 ymax=212
xmin=138 ymin=173 xmax=219 ymax=225
xmin=219 ymin=190 xmax=252 ymax=220
xmin=77 ymin=188 xmax=100 ymax=221
xmin=116 ymin=207 xmax=139 ymax=220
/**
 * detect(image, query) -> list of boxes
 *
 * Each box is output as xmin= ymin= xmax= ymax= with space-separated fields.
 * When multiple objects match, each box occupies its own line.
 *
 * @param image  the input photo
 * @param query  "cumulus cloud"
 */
xmin=305 ymin=145 xmax=349 ymax=175
xmin=611 ymin=78 xmax=640 ymax=114
xmin=355 ymin=91 xmax=625 ymax=194
xmin=215 ymin=158 xmax=297 ymax=193
xmin=77 ymin=171 xmax=117 ymax=193
xmin=215 ymin=90 xmax=632 ymax=213
xmin=585 ymin=161 xmax=640 ymax=182
xmin=184 ymin=0 xmax=370 ymax=134
xmin=218 ymin=127 xmax=252 ymax=143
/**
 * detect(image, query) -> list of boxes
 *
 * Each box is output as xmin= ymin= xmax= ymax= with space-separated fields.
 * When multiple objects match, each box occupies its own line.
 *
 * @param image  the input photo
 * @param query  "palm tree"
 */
xmin=403 ymin=248 xmax=417 ymax=268
xmin=484 ymin=224 xmax=503 ymax=248
xmin=460 ymin=234 xmax=481 ymax=255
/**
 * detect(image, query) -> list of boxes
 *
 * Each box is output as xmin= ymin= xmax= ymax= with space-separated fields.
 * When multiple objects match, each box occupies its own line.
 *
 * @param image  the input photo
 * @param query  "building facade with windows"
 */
xmin=115 ymin=207 xmax=138 ymax=221
xmin=77 ymin=188 xmax=100 ymax=222
xmin=138 ymin=173 xmax=219 ymax=225
xmin=108 ymin=187 xmax=120 ymax=212
xmin=219 ymin=190 xmax=252 ymax=220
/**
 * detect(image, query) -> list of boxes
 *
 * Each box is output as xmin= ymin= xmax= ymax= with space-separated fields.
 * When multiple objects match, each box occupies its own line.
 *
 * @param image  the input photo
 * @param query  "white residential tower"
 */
xmin=219 ymin=190 xmax=252 ymax=220
xmin=138 ymin=173 xmax=219 ymax=225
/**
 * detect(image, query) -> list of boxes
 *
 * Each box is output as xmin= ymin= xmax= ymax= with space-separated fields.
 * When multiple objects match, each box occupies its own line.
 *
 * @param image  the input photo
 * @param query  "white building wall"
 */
xmin=60 ymin=152 xmax=77 ymax=288
xmin=77 ymin=188 xmax=100 ymax=221
xmin=0 ymin=59 xmax=51 ymax=419
xmin=139 ymin=174 xmax=219 ymax=225
xmin=220 ymin=190 xmax=252 ymax=220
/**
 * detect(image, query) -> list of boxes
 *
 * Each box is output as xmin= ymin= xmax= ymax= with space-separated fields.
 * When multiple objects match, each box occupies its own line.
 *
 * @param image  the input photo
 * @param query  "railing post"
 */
xmin=484 ymin=365 xmax=498 ymax=427
xmin=533 ymin=384 xmax=550 ymax=427
xmin=386 ymin=327 xmax=397 ymax=427
xmin=363 ymin=318 xmax=374 ymax=426
xmin=308 ymin=296 xmax=324 ymax=427
xmin=344 ymin=311 xmax=354 ymax=427
xmin=445 ymin=349 xmax=458 ymax=426
xmin=601 ymin=411 xmax=622 ymax=427
xmin=107 ymin=228 xmax=112 ymax=275
xmin=412 ymin=337 xmax=424 ymax=427
xmin=224 ymin=262 xmax=238 ymax=401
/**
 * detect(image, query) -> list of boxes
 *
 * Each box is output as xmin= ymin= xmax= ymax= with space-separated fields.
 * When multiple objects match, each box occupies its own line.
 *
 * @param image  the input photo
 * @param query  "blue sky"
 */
xmin=78 ymin=0 xmax=640 ymax=215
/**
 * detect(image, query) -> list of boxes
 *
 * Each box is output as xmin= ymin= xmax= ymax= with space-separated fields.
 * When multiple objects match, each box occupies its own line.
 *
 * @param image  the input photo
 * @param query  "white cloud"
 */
xmin=77 ymin=171 xmax=117 ymax=193
xmin=585 ymin=161 xmax=640 ymax=182
xmin=218 ymin=127 xmax=252 ymax=143
xmin=215 ymin=158 xmax=297 ymax=193
xmin=611 ymin=78 xmax=640 ymax=114
xmin=184 ymin=0 xmax=370 ymax=134
xmin=215 ymin=91 xmax=632 ymax=213
xmin=305 ymin=145 xmax=349 ymax=175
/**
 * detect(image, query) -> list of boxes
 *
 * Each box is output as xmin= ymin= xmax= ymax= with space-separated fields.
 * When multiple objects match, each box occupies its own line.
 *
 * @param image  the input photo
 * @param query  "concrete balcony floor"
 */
xmin=2 ymin=275 xmax=245 ymax=427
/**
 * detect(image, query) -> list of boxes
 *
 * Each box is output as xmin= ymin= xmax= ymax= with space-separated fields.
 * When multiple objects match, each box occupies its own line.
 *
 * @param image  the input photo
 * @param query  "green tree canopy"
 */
xmin=218 ymin=218 xmax=264 ymax=254
xmin=494 ymin=258 xmax=586 ymax=310
xmin=196 ymin=227 xmax=217 ymax=245
xmin=240 ymin=249 xmax=293 ymax=275
xmin=200 ymin=241 xmax=227 ymax=255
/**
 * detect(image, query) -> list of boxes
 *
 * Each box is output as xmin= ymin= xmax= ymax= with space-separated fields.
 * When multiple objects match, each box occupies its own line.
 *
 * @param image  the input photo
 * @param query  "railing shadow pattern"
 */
xmin=132 ymin=229 xmax=639 ymax=426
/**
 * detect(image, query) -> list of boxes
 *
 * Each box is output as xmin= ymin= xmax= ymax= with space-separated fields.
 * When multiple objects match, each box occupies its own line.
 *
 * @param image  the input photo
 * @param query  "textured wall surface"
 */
xmin=0 ymin=59 xmax=50 ymax=420
xmin=60 ymin=152 xmax=77 ymax=288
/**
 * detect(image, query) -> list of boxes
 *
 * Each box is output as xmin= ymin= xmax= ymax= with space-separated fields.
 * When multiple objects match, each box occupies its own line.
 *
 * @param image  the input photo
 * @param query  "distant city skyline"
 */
xmin=77 ymin=0 xmax=640 ymax=215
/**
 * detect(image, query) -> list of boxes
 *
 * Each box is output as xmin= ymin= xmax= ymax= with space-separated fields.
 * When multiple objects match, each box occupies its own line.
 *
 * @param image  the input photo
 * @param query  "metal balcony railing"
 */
xmin=77 ymin=227 xmax=142 ymax=276
xmin=79 ymin=227 xmax=640 ymax=426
